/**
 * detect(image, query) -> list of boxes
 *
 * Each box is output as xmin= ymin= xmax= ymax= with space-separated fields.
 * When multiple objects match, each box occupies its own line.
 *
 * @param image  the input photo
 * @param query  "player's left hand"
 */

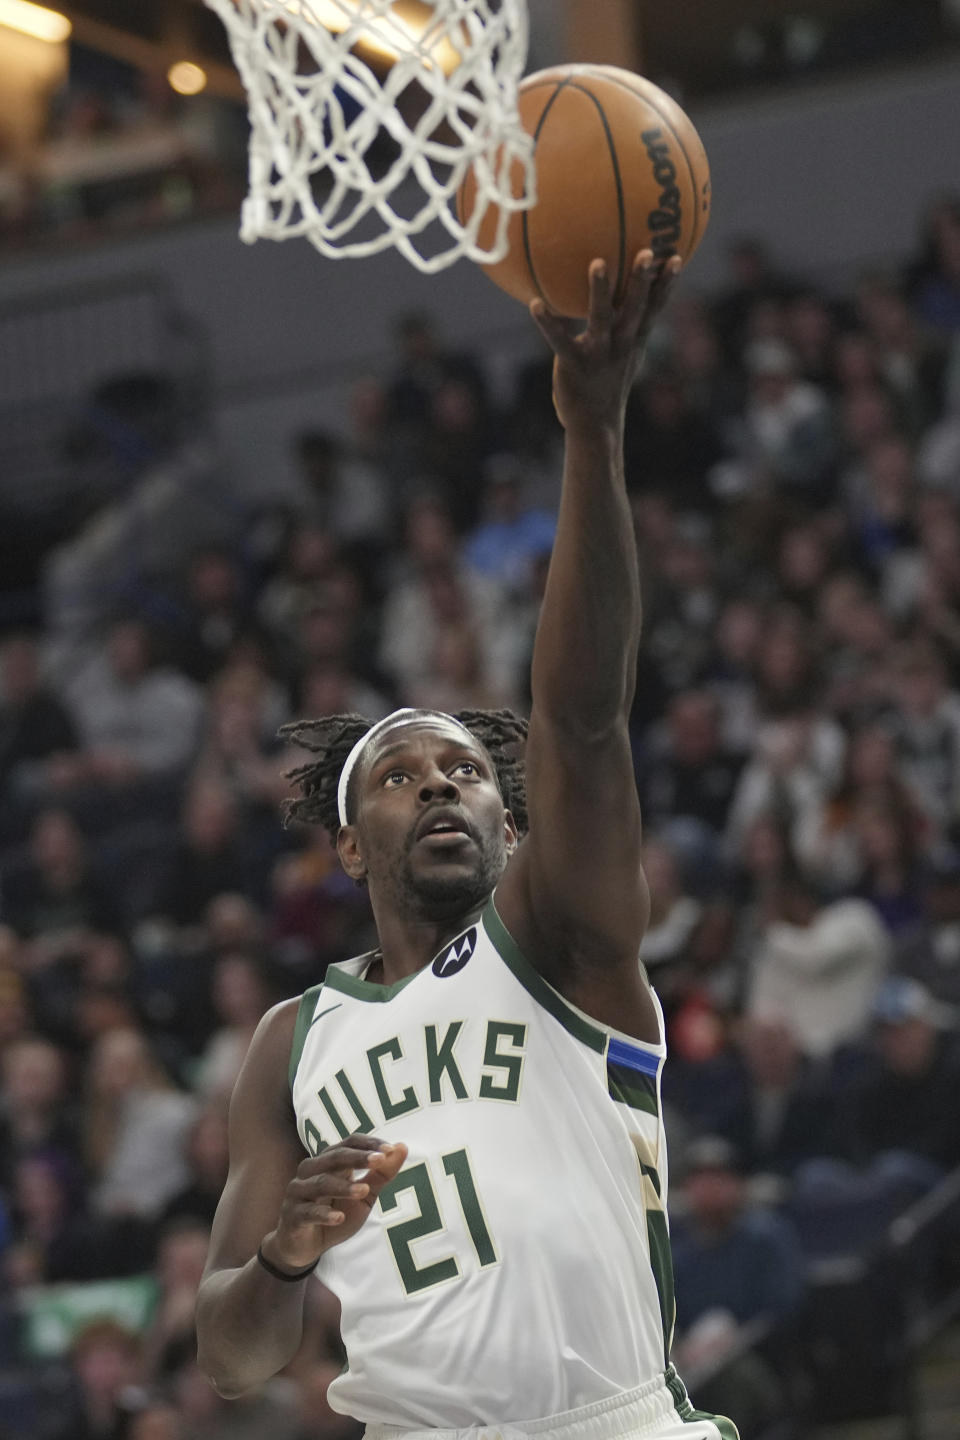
xmin=531 ymin=249 xmax=681 ymax=434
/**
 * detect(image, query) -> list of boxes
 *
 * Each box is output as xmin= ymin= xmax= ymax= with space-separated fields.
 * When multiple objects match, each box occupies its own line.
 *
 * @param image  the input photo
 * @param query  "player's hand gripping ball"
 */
xmin=458 ymin=64 xmax=711 ymax=319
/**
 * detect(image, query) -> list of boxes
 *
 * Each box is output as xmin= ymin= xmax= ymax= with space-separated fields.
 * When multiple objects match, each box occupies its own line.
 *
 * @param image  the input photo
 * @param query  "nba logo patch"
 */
xmin=433 ymin=927 xmax=476 ymax=977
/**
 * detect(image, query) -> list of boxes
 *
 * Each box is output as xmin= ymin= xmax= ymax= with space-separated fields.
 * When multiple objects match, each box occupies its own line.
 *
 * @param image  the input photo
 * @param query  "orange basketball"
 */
xmin=458 ymin=64 xmax=712 ymax=319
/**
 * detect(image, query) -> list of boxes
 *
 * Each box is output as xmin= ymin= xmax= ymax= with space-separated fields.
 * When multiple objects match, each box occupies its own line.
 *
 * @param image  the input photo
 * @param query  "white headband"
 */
xmin=336 ymin=709 xmax=475 ymax=826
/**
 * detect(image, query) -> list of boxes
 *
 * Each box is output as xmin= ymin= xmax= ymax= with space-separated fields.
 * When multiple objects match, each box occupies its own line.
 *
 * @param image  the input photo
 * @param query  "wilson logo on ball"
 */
xmin=641 ymin=129 xmax=682 ymax=258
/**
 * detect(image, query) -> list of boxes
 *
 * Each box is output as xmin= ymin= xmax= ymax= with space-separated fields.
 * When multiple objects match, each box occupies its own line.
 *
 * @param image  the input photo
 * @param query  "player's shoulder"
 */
xmin=243 ymin=995 xmax=302 ymax=1077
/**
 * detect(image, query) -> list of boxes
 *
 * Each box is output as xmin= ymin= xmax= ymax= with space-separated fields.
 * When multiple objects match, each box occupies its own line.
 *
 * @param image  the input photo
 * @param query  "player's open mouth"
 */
xmin=416 ymin=810 xmax=472 ymax=844
xmin=419 ymin=825 xmax=471 ymax=846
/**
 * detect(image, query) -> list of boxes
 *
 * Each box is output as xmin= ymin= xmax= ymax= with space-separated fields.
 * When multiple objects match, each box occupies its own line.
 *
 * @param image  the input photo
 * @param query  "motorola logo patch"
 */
xmin=433 ymin=927 xmax=476 ymax=978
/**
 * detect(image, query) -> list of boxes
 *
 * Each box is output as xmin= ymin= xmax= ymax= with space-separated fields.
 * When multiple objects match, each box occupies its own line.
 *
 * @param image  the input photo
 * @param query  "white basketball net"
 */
xmin=204 ymin=0 xmax=536 ymax=272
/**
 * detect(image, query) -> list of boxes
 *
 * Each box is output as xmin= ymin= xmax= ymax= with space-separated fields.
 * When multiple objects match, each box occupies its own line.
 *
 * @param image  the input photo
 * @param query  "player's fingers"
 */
xmin=364 ymin=1141 xmax=408 ymax=1183
xmin=292 ymin=1173 xmax=370 ymax=1200
xmin=302 ymin=1203 xmax=345 ymax=1225
xmin=585 ymin=259 xmax=614 ymax=338
xmin=297 ymin=1143 xmax=389 ymax=1178
xmin=530 ymin=298 xmax=578 ymax=358
xmin=615 ymin=249 xmax=657 ymax=329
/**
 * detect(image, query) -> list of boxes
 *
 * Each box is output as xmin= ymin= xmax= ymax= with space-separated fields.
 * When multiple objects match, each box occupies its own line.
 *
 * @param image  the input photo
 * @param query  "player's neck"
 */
xmin=367 ymin=901 xmax=486 ymax=986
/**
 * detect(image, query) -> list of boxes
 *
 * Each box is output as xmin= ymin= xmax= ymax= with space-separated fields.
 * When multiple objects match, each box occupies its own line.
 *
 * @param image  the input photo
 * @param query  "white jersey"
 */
xmin=289 ymin=896 xmax=675 ymax=1428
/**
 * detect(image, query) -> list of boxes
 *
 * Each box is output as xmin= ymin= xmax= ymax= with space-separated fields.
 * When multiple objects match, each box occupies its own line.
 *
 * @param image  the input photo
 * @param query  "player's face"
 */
xmin=349 ymin=720 xmax=516 ymax=919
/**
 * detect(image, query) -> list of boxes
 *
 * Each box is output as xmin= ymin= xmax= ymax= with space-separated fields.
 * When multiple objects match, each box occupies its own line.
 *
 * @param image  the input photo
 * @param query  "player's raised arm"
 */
xmin=495 ymin=252 xmax=680 ymax=1044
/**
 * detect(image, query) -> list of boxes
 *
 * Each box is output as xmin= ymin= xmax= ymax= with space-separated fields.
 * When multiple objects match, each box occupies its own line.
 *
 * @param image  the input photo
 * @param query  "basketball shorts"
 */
xmin=363 ymin=1371 xmax=739 ymax=1440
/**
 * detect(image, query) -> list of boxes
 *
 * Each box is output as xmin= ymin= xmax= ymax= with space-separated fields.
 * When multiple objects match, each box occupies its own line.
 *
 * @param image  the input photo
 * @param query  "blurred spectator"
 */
xmin=746 ymin=868 xmax=891 ymax=1058
xmin=162 ymin=1103 xmax=230 ymax=1228
xmin=142 ymin=1218 xmax=211 ymax=1380
xmin=852 ymin=794 xmax=928 ymax=936
xmin=887 ymin=640 xmax=960 ymax=840
xmin=624 ymin=369 xmax=724 ymax=510
xmin=856 ymin=270 xmax=947 ymax=430
xmin=640 ymin=690 xmax=745 ymax=883
xmin=0 ymin=1035 xmax=77 ymax=1185
xmin=641 ymin=516 xmax=720 ymax=695
xmin=48 ymin=1319 xmax=145 ymax=1440
xmin=258 ymin=525 xmax=339 ymax=654
xmin=193 ymin=662 xmax=290 ymax=856
xmin=0 ymin=633 xmax=80 ymax=805
xmin=64 ymin=619 xmax=205 ymax=793
xmin=203 ymin=893 xmax=265 ymax=957
xmin=844 ymin=975 xmax=960 ymax=1168
xmin=1 ymin=807 xmax=119 ymax=940
xmin=129 ymin=1406 xmax=186 ymax=1440
xmin=883 ymin=491 xmax=960 ymax=648
xmin=193 ymin=953 xmax=273 ymax=1101
xmin=671 ymin=1137 xmax=805 ymax=1439
xmin=796 ymin=721 xmax=923 ymax=893
xmin=159 ymin=779 xmax=254 ymax=928
xmin=420 ymin=376 xmax=498 ymax=531
xmin=846 ymin=434 xmax=917 ymax=572
xmin=639 ymin=836 xmax=704 ymax=998
xmin=271 ymin=829 xmax=376 ymax=979
xmin=386 ymin=310 xmax=488 ymax=431
xmin=728 ymin=338 xmax=836 ymax=506
xmin=378 ymin=499 xmax=518 ymax=706
xmin=85 ymin=1027 xmax=197 ymax=1222
xmin=294 ymin=430 xmax=389 ymax=546
xmin=785 ymin=289 xmax=838 ymax=388
xmin=907 ymin=193 xmax=960 ymax=332
xmin=3 ymin=1145 xmax=151 ymax=1284
xmin=726 ymin=710 xmax=847 ymax=865
xmin=720 ymin=1017 xmax=842 ymax=1177
xmin=703 ymin=598 xmax=762 ymax=752
xmin=297 ymin=663 xmax=391 ymax=731
xmin=671 ymin=1135 xmax=805 ymax=1331
xmin=463 ymin=455 xmax=555 ymax=599
xmin=774 ymin=519 xmax=835 ymax=620
xmin=164 ymin=550 xmax=255 ymax=685
xmin=0 ymin=943 xmax=32 ymax=1050
xmin=712 ymin=238 xmax=794 ymax=362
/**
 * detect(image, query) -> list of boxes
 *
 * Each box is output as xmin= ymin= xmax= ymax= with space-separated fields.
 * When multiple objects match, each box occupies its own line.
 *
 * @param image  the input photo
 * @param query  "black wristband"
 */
xmin=256 ymin=1244 xmax=319 ymax=1282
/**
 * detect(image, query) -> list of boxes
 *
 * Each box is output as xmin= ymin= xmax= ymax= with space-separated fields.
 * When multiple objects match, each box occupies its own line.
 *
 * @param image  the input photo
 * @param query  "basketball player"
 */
xmin=196 ymin=252 xmax=738 ymax=1440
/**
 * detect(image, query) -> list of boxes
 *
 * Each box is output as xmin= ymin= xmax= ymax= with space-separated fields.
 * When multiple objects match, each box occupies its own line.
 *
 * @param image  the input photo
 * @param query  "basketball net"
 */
xmin=203 ymin=0 xmax=536 ymax=272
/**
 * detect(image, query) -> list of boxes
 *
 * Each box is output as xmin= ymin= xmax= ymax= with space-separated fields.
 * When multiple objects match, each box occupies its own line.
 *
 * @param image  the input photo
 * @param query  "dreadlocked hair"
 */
xmin=281 ymin=708 xmax=529 ymax=845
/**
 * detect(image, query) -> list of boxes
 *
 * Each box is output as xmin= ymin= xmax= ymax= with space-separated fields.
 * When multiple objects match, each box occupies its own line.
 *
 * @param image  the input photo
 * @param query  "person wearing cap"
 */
xmin=845 ymin=975 xmax=960 ymax=1169
xmin=197 ymin=257 xmax=743 ymax=1439
xmin=672 ymin=1137 xmax=804 ymax=1338
xmin=670 ymin=1138 xmax=804 ymax=1438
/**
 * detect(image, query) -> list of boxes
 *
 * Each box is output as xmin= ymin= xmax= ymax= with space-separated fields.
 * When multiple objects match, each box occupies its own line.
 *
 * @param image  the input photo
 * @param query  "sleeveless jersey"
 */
xmin=289 ymin=896 xmax=676 ymax=1427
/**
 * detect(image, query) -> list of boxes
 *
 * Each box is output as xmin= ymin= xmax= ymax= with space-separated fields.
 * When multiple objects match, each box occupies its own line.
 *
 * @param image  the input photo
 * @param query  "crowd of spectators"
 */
xmin=1 ymin=193 xmax=960 ymax=1439
xmin=0 ymin=63 xmax=246 ymax=253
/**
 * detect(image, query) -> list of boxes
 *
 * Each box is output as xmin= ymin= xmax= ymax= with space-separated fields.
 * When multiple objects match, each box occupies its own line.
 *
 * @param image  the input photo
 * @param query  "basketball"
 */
xmin=457 ymin=64 xmax=712 ymax=319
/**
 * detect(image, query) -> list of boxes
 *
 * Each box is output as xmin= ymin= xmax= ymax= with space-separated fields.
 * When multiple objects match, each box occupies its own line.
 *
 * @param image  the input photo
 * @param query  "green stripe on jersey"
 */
xmin=607 ymin=1063 xmax=659 ymax=1116
xmin=666 ymin=1369 xmax=740 ymax=1439
xmin=482 ymin=898 xmax=607 ymax=1054
xmin=665 ymin=1364 xmax=687 ymax=1412
xmin=324 ymin=964 xmax=419 ymax=1003
xmin=288 ymin=984 xmax=323 ymax=1089
xmin=682 ymin=1409 xmax=740 ymax=1440
xmin=646 ymin=1209 xmax=676 ymax=1364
